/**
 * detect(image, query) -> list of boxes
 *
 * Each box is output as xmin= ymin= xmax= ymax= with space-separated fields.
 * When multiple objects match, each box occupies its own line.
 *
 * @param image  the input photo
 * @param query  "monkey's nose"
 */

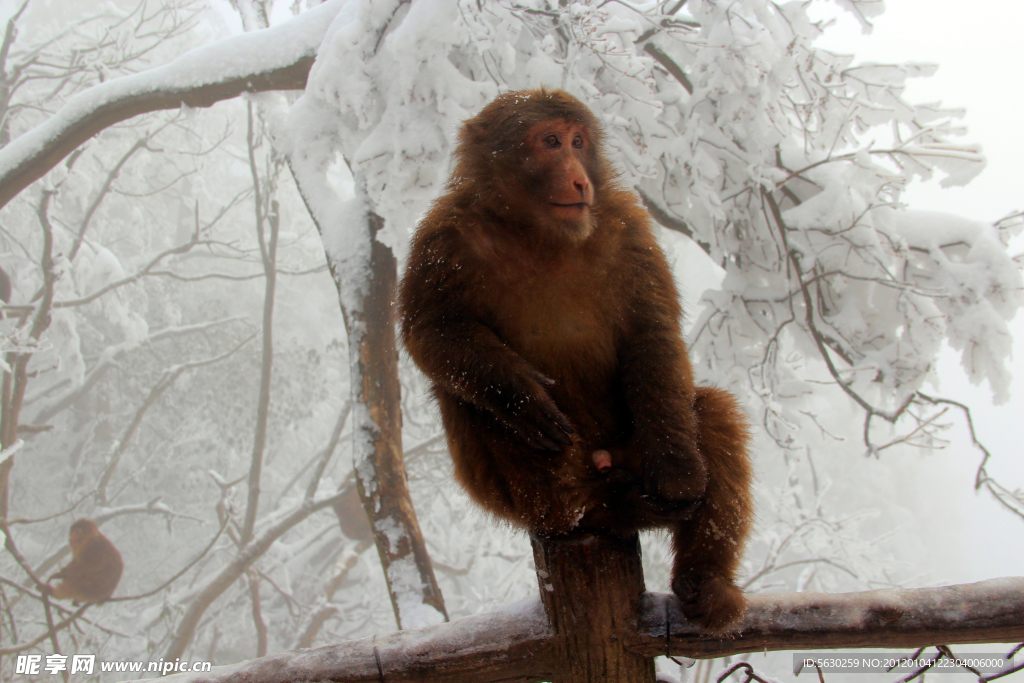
xmin=574 ymin=180 xmax=590 ymax=200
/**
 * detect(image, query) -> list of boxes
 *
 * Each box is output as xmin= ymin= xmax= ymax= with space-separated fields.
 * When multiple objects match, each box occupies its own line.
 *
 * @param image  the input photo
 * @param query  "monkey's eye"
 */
xmin=572 ymin=134 xmax=583 ymax=148
xmin=544 ymin=134 xmax=560 ymax=147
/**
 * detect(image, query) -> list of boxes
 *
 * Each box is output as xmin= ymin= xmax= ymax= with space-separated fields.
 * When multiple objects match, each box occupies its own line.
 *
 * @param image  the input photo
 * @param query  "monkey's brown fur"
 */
xmin=45 ymin=519 xmax=123 ymax=603
xmin=400 ymin=89 xmax=752 ymax=633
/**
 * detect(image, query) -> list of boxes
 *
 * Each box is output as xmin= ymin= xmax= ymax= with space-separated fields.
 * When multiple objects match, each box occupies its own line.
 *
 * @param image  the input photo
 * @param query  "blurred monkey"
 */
xmin=44 ymin=519 xmax=123 ymax=603
xmin=332 ymin=485 xmax=373 ymax=541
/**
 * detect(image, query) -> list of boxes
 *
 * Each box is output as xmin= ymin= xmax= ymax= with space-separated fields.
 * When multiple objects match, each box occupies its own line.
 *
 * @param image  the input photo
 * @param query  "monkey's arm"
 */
xmin=400 ymin=228 xmax=573 ymax=452
xmin=50 ymin=557 xmax=80 ymax=581
xmin=47 ymin=557 xmax=83 ymax=599
xmin=616 ymin=241 xmax=708 ymax=500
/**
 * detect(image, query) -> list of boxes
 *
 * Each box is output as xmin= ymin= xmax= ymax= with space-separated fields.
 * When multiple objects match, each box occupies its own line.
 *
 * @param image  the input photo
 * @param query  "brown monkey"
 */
xmin=333 ymin=484 xmax=373 ymax=541
xmin=44 ymin=519 xmax=123 ymax=603
xmin=399 ymin=88 xmax=752 ymax=633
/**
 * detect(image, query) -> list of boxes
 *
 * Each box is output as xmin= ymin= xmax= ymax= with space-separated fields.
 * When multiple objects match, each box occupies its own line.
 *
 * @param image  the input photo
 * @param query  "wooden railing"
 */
xmin=144 ymin=533 xmax=1024 ymax=683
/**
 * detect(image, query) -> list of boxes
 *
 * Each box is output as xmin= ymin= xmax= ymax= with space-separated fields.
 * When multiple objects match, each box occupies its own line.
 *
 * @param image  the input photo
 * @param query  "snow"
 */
xmin=75 ymin=243 xmax=126 ymax=295
xmin=0 ymin=0 xmax=348 ymax=182
xmin=375 ymin=515 xmax=405 ymax=552
xmin=892 ymin=210 xmax=1023 ymax=402
xmin=393 ymin=596 xmax=548 ymax=650
xmin=387 ymin=555 xmax=446 ymax=629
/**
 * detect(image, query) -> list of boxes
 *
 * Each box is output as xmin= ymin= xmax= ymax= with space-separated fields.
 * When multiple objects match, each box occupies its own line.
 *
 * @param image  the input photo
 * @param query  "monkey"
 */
xmin=43 ymin=519 xmax=123 ymax=604
xmin=333 ymin=484 xmax=373 ymax=542
xmin=399 ymin=88 xmax=753 ymax=634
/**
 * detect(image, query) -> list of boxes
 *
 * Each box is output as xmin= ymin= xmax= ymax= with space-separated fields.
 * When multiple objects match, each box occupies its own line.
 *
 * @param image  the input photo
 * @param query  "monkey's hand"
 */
xmin=481 ymin=368 xmax=574 ymax=453
xmin=587 ymin=465 xmax=704 ymax=529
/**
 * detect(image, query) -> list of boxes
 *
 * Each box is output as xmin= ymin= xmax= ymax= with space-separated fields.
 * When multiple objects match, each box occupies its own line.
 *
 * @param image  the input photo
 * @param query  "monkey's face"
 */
xmin=68 ymin=527 xmax=87 ymax=550
xmin=68 ymin=519 xmax=98 ymax=551
xmin=520 ymin=120 xmax=597 ymax=244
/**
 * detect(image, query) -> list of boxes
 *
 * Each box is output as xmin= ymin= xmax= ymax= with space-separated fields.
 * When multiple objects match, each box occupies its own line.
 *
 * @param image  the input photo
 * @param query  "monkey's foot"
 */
xmin=671 ymin=571 xmax=746 ymax=635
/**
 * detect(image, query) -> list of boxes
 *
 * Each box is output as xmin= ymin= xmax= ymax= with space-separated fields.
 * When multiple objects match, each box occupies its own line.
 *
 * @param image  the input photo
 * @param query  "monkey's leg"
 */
xmin=669 ymin=386 xmax=753 ymax=634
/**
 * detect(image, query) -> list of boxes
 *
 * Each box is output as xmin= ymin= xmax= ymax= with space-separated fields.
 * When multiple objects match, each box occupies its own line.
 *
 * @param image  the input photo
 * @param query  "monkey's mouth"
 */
xmin=550 ymin=202 xmax=590 ymax=211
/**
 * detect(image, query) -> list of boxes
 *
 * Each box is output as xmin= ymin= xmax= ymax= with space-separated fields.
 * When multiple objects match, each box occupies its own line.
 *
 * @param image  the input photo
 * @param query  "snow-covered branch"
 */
xmin=0 ymin=0 xmax=347 ymax=209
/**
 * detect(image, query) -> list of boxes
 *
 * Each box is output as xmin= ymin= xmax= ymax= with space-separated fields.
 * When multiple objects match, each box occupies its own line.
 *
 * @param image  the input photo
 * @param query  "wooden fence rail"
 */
xmin=141 ymin=532 xmax=1024 ymax=683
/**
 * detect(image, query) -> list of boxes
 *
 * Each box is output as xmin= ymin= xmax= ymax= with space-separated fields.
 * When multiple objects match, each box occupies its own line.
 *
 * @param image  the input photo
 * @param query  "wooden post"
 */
xmin=531 ymin=533 xmax=656 ymax=683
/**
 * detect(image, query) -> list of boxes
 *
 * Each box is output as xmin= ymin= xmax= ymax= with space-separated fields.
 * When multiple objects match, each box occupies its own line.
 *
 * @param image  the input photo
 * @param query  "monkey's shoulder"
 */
xmin=410 ymin=204 xmax=528 ymax=284
xmin=589 ymin=189 xmax=665 ymax=260
xmin=404 ymin=210 xmax=475 ymax=289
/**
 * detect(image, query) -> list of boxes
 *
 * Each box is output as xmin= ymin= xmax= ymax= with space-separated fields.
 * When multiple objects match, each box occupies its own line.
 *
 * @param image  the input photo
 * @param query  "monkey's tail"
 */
xmin=669 ymin=386 xmax=754 ymax=633
xmin=685 ymin=385 xmax=754 ymax=575
xmin=694 ymin=386 xmax=751 ymax=474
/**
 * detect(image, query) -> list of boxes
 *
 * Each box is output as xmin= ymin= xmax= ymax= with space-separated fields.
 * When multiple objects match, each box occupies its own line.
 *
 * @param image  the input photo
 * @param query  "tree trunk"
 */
xmin=532 ymin=533 xmax=656 ymax=683
xmin=346 ymin=211 xmax=448 ymax=629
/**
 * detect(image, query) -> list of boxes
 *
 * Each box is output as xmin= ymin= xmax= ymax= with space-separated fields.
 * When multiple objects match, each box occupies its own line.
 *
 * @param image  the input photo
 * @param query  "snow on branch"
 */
xmin=0 ymin=0 xmax=347 ymax=209
xmin=140 ymin=578 xmax=1024 ymax=683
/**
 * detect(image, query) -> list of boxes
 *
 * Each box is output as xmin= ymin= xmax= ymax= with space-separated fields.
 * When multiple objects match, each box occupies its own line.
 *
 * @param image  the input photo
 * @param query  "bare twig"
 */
xmin=96 ymin=333 xmax=258 ymax=504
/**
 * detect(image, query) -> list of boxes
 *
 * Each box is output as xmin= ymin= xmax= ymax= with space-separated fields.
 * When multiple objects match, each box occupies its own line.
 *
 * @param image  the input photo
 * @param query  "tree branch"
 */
xmin=162 ymin=489 xmax=349 ymax=661
xmin=643 ymin=42 xmax=693 ymax=94
xmin=0 ymin=0 xmax=348 ymax=209
xmin=96 ymin=333 xmax=258 ymax=504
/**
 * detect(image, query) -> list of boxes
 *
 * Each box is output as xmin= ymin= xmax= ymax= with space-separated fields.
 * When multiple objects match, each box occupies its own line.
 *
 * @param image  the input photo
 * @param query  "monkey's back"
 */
xmin=54 ymin=536 xmax=124 ymax=602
